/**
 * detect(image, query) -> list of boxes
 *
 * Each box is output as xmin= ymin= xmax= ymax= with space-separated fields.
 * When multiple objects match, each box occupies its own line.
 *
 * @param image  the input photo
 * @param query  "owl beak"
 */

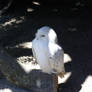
xmin=35 ymin=33 xmax=39 ymax=40
xmin=36 ymin=36 xmax=40 ymax=40
xmin=35 ymin=33 xmax=37 ymax=37
xmin=37 ymin=38 xmax=39 ymax=40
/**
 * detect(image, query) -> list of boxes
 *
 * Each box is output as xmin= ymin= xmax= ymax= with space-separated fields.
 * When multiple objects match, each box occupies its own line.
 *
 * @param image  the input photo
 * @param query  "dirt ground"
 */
xmin=0 ymin=1 xmax=92 ymax=92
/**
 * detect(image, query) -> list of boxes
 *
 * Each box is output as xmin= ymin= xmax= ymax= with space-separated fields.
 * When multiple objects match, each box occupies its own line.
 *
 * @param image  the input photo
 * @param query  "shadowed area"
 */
xmin=0 ymin=0 xmax=92 ymax=92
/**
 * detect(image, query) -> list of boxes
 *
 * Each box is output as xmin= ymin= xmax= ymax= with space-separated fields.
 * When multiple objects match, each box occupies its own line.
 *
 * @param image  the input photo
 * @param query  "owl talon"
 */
xmin=58 ymin=73 xmax=65 ymax=78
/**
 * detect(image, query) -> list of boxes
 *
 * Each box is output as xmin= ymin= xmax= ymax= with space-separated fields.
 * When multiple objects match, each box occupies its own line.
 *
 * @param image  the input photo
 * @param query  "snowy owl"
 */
xmin=32 ymin=26 xmax=65 ymax=78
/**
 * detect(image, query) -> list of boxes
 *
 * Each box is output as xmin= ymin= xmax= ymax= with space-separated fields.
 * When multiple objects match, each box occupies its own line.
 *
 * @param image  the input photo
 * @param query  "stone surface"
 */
xmin=0 ymin=48 xmax=58 ymax=92
xmin=0 ymin=79 xmax=30 ymax=92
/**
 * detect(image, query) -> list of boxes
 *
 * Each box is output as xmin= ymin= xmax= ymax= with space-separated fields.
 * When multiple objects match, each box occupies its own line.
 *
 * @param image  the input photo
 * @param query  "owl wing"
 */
xmin=49 ymin=47 xmax=65 ymax=77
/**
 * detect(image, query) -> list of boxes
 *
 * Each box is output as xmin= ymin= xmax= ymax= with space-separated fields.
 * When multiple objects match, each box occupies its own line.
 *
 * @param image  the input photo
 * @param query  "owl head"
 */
xmin=35 ymin=26 xmax=58 ymax=43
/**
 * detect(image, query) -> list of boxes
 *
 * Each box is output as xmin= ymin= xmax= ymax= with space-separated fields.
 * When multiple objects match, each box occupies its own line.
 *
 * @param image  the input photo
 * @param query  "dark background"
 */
xmin=0 ymin=0 xmax=92 ymax=92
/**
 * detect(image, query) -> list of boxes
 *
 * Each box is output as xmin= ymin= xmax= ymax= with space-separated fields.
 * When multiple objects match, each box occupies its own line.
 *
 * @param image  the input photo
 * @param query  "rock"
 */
xmin=0 ymin=47 xmax=58 ymax=92
xmin=0 ymin=47 xmax=32 ymax=89
xmin=0 ymin=79 xmax=30 ymax=92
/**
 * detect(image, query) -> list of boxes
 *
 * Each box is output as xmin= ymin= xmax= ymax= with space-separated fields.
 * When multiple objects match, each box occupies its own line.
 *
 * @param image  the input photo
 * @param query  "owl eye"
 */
xmin=41 ymin=35 xmax=45 ymax=37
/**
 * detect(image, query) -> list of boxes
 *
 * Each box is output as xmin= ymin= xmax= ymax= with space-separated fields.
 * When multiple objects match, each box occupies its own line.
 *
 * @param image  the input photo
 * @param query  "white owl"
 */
xmin=32 ymin=26 xmax=65 ymax=78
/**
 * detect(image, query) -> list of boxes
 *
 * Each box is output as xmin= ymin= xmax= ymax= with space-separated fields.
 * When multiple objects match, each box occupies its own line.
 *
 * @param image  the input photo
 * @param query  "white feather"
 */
xmin=32 ymin=26 xmax=65 ymax=76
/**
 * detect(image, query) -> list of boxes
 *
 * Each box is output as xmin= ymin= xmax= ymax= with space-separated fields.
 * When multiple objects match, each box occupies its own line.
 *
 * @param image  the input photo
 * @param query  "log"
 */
xmin=0 ymin=47 xmax=58 ymax=92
